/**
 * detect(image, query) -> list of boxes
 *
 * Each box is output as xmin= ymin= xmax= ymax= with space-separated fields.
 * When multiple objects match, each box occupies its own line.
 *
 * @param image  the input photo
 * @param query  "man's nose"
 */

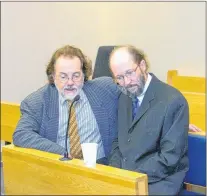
xmin=66 ymin=77 xmax=74 ymax=85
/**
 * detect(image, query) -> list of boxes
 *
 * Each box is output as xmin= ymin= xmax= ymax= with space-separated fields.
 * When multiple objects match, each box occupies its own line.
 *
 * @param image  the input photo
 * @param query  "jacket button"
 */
xmin=123 ymin=157 xmax=127 ymax=162
xmin=128 ymin=138 xmax=131 ymax=142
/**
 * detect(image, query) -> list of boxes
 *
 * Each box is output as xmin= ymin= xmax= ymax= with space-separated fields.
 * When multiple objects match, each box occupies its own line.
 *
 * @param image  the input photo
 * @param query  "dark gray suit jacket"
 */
xmin=109 ymin=74 xmax=189 ymax=195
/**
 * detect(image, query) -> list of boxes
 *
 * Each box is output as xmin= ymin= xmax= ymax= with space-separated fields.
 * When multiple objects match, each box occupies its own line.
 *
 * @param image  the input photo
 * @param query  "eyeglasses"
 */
xmin=115 ymin=64 xmax=139 ymax=84
xmin=56 ymin=72 xmax=83 ymax=83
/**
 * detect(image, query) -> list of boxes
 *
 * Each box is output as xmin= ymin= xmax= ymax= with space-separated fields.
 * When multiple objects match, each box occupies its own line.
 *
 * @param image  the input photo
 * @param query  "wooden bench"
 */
xmin=167 ymin=70 xmax=205 ymax=93
xmin=182 ymin=92 xmax=205 ymax=132
xmin=1 ymin=102 xmax=20 ymax=143
xmin=167 ymin=70 xmax=206 ymax=132
xmin=2 ymin=145 xmax=148 ymax=195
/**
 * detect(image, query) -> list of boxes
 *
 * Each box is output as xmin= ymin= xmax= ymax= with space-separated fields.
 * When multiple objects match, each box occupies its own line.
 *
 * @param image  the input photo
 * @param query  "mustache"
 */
xmin=117 ymin=76 xmax=145 ymax=98
xmin=126 ymin=84 xmax=138 ymax=88
xmin=64 ymin=86 xmax=77 ymax=90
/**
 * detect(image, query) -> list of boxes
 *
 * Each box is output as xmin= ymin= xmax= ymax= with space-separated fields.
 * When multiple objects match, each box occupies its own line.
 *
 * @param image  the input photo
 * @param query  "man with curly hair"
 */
xmin=13 ymin=45 xmax=119 ymax=165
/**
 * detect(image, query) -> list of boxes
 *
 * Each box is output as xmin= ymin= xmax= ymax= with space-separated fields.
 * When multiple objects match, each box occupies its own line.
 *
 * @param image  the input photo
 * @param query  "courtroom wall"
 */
xmin=1 ymin=2 xmax=205 ymax=102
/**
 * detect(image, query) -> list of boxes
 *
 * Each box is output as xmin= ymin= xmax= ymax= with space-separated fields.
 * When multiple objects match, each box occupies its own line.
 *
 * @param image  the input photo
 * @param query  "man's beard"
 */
xmin=56 ymin=83 xmax=84 ymax=101
xmin=118 ymin=74 xmax=146 ymax=98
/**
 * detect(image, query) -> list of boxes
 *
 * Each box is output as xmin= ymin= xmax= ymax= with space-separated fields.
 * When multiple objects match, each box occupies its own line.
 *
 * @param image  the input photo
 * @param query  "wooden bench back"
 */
xmin=167 ymin=70 xmax=206 ymax=131
xmin=2 ymin=145 xmax=148 ymax=195
xmin=1 ymin=102 xmax=20 ymax=142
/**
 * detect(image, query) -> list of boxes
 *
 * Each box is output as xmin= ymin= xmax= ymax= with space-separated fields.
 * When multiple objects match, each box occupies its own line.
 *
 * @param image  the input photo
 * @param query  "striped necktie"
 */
xmin=68 ymin=102 xmax=83 ymax=159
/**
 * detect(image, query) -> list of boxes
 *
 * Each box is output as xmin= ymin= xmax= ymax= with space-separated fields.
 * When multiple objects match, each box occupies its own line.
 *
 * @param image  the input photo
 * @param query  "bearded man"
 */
xmin=108 ymin=45 xmax=189 ymax=195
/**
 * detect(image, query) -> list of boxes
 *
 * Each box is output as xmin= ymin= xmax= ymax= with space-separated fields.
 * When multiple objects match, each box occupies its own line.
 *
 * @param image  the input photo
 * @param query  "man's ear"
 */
xmin=52 ymin=74 xmax=56 ymax=82
xmin=139 ymin=60 xmax=147 ymax=73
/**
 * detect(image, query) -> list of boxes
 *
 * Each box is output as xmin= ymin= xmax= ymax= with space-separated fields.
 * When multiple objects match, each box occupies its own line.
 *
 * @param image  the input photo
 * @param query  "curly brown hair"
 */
xmin=46 ymin=45 xmax=92 ymax=84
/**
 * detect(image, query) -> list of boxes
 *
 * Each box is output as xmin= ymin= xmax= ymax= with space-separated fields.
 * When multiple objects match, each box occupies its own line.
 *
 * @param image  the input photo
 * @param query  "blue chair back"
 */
xmin=185 ymin=133 xmax=206 ymax=186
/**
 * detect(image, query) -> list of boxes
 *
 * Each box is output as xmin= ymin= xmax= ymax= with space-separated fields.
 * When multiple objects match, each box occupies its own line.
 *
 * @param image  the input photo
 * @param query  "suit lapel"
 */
xmin=47 ymin=85 xmax=59 ymax=118
xmin=119 ymin=93 xmax=132 ymax=131
xmin=128 ymin=74 xmax=157 ymax=132
xmin=46 ymin=85 xmax=59 ymax=142
xmin=129 ymin=91 xmax=155 ymax=130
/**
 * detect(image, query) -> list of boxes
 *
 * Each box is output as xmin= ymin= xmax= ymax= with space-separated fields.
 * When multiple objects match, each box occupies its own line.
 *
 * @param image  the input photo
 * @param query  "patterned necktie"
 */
xmin=68 ymin=102 xmax=83 ymax=159
xmin=132 ymin=97 xmax=139 ymax=120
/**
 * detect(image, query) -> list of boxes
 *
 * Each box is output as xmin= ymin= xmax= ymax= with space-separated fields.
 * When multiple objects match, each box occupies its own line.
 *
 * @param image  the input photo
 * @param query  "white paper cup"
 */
xmin=81 ymin=143 xmax=98 ymax=168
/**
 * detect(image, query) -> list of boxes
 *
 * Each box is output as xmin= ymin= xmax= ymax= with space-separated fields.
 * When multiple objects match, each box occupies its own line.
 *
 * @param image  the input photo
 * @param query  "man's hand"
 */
xmin=68 ymin=153 xmax=72 ymax=159
xmin=189 ymin=124 xmax=202 ymax=132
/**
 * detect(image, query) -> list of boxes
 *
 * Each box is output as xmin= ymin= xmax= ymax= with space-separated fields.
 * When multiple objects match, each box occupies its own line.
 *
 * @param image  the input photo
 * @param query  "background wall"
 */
xmin=1 ymin=2 xmax=205 ymax=103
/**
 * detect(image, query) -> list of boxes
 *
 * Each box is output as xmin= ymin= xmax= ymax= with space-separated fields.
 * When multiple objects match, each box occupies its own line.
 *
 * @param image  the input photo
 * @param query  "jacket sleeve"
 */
xmin=135 ymin=96 xmax=189 ymax=183
xmin=100 ymin=77 xmax=122 ymax=166
xmin=13 ymin=97 xmax=65 ymax=155
xmin=94 ymin=76 xmax=121 ymax=99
